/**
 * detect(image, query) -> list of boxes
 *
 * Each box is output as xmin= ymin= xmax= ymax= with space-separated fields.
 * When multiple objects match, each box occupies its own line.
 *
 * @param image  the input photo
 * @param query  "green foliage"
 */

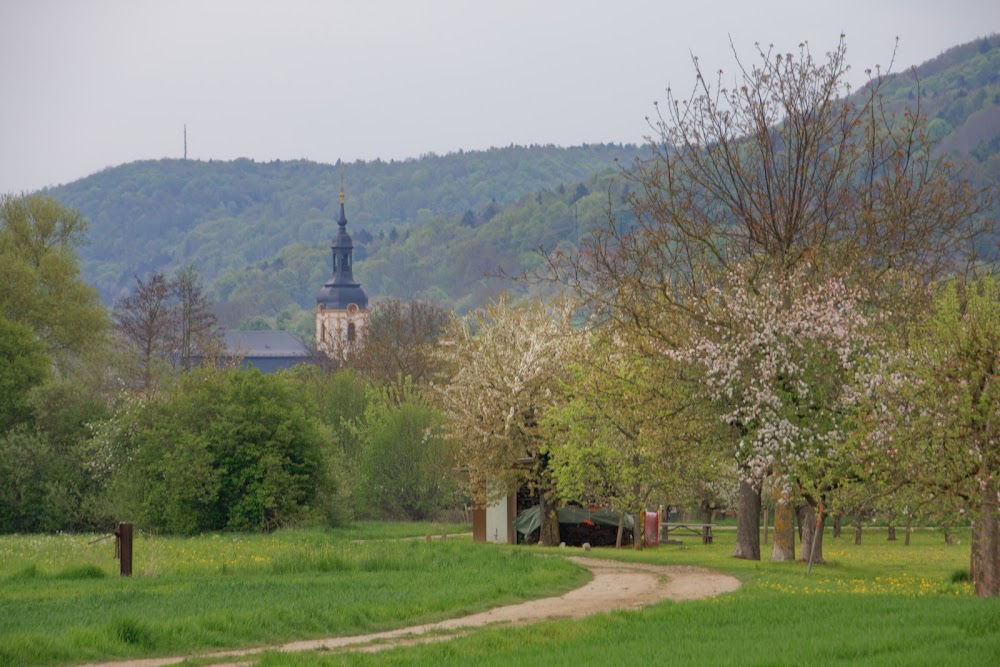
xmin=285 ymin=366 xmax=369 ymax=516
xmin=46 ymin=146 xmax=638 ymax=309
xmin=0 ymin=429 xmax=55 ymax=532
xmin=353 ymin=382 xmax=458 ymax=521
xmin=0 ymin=364 xmax=112 ymax=533
xmin=856 ymin=276 xmax=1000 ymax=512
xmin=0 ymin=316 xmax=50 ymax=430
xmin=0 ymin=193 xmax=108 ymax=372
xmin=542 ymin=333 xmax=707 ymax=520
xmin=103 ymin=367 xmax=332 ymax=534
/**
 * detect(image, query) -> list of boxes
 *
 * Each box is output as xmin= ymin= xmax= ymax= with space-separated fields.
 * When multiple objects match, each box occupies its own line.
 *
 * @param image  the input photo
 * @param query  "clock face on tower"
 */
xmin=347 ymin=303 xmax=359 ymax=315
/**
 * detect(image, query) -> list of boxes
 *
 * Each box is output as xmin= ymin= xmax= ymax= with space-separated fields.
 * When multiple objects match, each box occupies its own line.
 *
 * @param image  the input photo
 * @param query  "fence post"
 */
xmin=115 ymin=522 xmax=133 ymax=577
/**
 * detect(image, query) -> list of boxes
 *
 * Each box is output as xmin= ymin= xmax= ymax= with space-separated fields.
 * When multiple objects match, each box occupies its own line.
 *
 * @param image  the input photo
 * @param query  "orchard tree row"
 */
xmin=433 ymin=38 xmax=998 ymax=596
xmin=3 ymin=37 xmax=998 ymax=603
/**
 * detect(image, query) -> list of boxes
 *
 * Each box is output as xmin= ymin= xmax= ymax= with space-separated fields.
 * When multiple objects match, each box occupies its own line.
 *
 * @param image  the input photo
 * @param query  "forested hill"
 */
xmin=47 ymin=143 xmax=640 ymax=305
xmin=44 ymin=35 xmax=1000 ymax=326
xmin=876 ymin=33 xmax=1000 ymax=188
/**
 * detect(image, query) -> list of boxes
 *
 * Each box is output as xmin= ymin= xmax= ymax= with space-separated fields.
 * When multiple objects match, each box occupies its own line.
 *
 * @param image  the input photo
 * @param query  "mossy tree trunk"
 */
xmin=799 ymin=503 xmax=826 ymax=565
xmin=537 ymin=491 xmax=560 ymax=547
xmin=733 ymin=480 xmax=760 ymax=560
xmin=971 ymin=479 xmax=1000 ymax=597
xmin=770 ymin=483 xmax=795 ymax=562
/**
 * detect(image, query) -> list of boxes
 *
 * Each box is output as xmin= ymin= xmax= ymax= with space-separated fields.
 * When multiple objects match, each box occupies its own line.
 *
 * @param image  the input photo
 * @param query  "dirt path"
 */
xmin=79 ymin=557 xmax=741 ymax=667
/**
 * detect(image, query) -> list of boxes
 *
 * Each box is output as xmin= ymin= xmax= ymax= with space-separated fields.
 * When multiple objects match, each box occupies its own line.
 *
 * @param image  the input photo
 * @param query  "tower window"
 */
xmin=347 ymin=322 xmax=356 ymax=341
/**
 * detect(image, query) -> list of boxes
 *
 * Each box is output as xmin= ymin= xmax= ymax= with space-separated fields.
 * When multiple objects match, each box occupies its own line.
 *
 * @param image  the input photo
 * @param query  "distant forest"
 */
xmin=45 ymin=35 xmax=1000 ymax=339
xmin=48 ymin=144 xmax=645 ymax=327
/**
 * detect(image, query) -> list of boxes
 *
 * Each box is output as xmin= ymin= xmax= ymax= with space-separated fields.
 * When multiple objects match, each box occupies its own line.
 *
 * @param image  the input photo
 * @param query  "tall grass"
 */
xmin=250 ymin=528 xmax=1000 ymax=667
xmin=4 ymin=527 xmax=997 ymax=666
xmin=0 ymin=522 xmax=470 ymax=581
xmin=0 ymin=527 xmax=581 ymax=666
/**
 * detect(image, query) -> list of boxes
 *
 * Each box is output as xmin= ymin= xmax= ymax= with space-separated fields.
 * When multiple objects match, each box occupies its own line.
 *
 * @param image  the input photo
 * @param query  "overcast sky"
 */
xmin=1 ymin=0 xmax=997 ymax=194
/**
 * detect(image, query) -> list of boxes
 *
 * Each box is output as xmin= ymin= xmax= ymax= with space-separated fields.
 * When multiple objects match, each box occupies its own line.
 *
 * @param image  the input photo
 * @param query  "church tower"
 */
xmin=316 ymin=168 xmax=368 ymax=357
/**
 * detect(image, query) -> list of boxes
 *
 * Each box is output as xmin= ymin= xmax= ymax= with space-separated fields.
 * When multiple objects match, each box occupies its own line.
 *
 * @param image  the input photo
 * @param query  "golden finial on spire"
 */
xmin=340 ymin=162 xmax=345 ymax=204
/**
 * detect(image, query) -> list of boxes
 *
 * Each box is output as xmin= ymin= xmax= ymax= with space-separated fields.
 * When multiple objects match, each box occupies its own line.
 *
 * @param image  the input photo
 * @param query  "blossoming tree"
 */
xmin=667 ymin=265 xmax=875 ymax=562
xmin=434 ymin=294 xmax=579 ymax=545
xmin=852 ymin=277 xmax=999 ymax=596
xmin=542 ymin=37 xmax=991 ymax=560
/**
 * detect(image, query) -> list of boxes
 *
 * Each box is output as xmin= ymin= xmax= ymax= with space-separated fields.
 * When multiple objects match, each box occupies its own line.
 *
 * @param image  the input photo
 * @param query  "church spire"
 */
xmin=339 ymin=162 xmax=346 ymax=223
xmin=316 ymin=161 xmax=367 ymax=310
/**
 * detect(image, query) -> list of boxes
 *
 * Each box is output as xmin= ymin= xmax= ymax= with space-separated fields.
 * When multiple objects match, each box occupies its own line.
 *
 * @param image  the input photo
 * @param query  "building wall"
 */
xmin=484 ymin=493 xmax=516 ymax=544
xmin=316 ymin=307 xmax=367 ymax=357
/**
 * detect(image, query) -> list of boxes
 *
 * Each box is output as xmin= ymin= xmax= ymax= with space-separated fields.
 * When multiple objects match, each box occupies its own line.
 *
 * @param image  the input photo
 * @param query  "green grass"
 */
xmin=268 ymin=592 xmax=999 ymax=667
xmin=3 ymin=526 xmax=998 ymax=666
xmin=322 ymin=520 xmax=471 ymax=541
xmin=248 ymin=528 xmax=1000 ymax=667
xmin=0 ymin=527 xmax=583 ymax=666
xmin=0 ymin=522 xmax=472 ymax=580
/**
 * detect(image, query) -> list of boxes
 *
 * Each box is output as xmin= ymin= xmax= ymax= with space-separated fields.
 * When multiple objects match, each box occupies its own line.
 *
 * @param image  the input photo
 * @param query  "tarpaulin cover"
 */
xmin=514 ymin=505 xmax=634 ymax=536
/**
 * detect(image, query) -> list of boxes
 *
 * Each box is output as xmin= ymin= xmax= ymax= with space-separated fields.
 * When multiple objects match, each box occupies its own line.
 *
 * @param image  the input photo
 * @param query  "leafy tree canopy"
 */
xmin=0 ymin=193 xmax=108 ymax=371
xmin=100 ymin=367 xmax=332 ymax=534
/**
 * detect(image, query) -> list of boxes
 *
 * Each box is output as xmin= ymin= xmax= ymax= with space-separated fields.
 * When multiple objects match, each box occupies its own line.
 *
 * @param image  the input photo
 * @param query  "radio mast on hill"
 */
xmin=183 ymin=124 xmax=188 ymax=160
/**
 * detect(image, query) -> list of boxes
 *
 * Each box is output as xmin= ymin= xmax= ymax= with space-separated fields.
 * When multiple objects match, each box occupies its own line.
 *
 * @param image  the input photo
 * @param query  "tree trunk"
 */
xmin=633 ymin=505 xmax=644 ymax=551
xmin=945 ymin=527 xmax=954 ymax=547
xmin=887 ymin=524 xmax=897 ymax=541
xmin=854 ymin=520 xmax=863 ymax=545
xmin=615 ymin=509 xmax=625 ymax=549
xmin=833 ymin=514 xmax=842 ymax=538
xmin=971 ymin=479 xmax=1000 ymax=597
xmin=538 ymin=492 xmax=559 ymax=547
xmin=904 ymin=517 xmax=912 ymax=546
xmin=762 ymin=505 xmax=770 ymax=546
xmin=733 ymin=479 xmax=761 ymax=560
xmin=799 ymin=504 xmax=826 ymax=565
xmin=770 ymin=483 xmax=795 ymax=562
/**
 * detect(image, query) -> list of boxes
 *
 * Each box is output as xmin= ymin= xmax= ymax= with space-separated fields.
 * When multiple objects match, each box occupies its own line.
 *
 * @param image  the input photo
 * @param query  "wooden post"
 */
xmin=115 ymin=522 xmax=133 ymax=577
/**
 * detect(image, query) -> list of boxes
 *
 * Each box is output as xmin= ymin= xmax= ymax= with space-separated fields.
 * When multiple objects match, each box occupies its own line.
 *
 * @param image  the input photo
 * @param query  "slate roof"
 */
xmin=221 ymin=330 xmax=311 ymax=359
xmin=316 ymin=199 xmax=368 ymax=311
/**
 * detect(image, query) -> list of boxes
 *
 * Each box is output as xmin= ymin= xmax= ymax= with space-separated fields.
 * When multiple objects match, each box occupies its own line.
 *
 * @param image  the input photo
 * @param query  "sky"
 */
xmin=1 ymin=0 xmax=998 ymax=194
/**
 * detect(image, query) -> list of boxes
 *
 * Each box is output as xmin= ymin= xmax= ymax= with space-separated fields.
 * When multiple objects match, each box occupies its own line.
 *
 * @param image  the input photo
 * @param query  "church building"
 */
xmin=316 ymin=176 xmax=368 ymax=356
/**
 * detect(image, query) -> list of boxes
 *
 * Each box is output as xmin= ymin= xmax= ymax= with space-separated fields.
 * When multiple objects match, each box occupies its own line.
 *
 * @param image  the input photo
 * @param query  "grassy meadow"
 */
xmin=0 ymin=523 xmax=585 ymax=666
xmin=254 ymin=527 xmax=1000 ymax=667
xmin=2 ymin=525 xmax=999 ymax=666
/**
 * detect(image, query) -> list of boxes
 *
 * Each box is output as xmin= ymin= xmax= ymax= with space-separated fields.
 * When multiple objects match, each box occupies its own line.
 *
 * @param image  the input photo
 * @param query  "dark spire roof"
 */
xmin=317 ymin=168 xmax=368 ymax=310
